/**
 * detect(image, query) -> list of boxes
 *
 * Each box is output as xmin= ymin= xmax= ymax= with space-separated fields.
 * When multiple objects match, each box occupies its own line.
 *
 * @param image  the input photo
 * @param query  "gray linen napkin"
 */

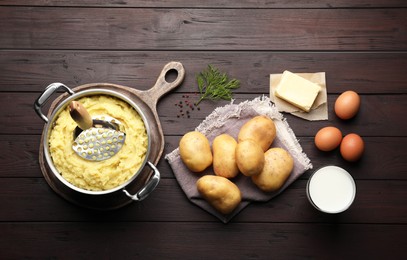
xmin=165 ymin=96 xmax=312 ymax=223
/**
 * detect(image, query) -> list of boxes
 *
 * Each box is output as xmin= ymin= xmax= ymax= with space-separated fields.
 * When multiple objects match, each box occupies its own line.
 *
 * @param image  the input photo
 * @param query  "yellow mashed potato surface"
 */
xmin=49 ymin=95 xmax=148 ymax=191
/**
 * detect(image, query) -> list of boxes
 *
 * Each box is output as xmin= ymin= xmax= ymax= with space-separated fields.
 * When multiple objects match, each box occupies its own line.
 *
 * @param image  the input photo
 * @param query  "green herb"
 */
xmin=195 ymin=65 xmax=240 ymax=105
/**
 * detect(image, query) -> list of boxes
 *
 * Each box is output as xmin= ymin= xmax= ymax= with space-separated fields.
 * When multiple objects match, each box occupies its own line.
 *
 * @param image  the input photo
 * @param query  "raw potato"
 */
xmin=238 ymin=115 xmax=276 ymax=152
xmin=252 ymin=148 xmax=294 ymax=192
xmin=212 ymin=134 xmax=239 ymax=178
xmin=179 ymin=131 xmax=213 ymax=172
xmin=197 ymin=175 xmax=241 ymax=215
xmin=235 ymin=139 xmax=265 ymax=176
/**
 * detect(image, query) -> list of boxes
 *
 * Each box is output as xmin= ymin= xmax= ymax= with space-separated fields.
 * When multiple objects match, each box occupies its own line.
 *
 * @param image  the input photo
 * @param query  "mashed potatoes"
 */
xmin=48 ymin=95 xmax=148 ymax=191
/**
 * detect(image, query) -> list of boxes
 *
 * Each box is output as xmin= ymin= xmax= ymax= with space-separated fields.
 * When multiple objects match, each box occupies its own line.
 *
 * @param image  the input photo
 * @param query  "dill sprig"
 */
xmin=195 ymin=65 xmax=240 ymax=105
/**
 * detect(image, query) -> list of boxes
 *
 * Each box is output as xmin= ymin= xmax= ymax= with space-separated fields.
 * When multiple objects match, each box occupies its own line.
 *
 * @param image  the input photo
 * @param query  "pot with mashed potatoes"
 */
xmin=49 ymin=92 xmax=150 ymax=191
xmin=34 ymin=61 xmax=185 ymax=209
xmin=37 ymin=86 xmax=160 ymax=201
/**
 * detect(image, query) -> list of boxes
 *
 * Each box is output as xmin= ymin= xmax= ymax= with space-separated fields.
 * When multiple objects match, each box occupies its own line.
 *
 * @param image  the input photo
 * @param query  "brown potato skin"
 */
xmin=197 ymin=175 xmax=241 ymax=215
xmin=238 ymin=115 xmax=276 ymax=152
xmin=179 ymin=131 xmax=213 ymax=172
xmin=252 ymin=148 xmax=294 ymax=192
xmin=235 ymin=139 xmax=265 ymax=176
xmin=212 ymin=134 xmax=239 ymax=178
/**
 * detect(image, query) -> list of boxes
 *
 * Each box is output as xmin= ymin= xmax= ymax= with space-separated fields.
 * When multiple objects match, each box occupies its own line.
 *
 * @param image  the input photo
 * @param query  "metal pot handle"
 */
xmin=123 ymin=161 xmax=160 ymax=201
xmin=34 ymin=83 xmax=74 ymax=123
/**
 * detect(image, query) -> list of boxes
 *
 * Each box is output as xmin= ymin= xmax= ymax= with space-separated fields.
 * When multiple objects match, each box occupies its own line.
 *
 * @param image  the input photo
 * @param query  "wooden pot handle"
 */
xmin=142 ymin=61 xmax=185 ymax=106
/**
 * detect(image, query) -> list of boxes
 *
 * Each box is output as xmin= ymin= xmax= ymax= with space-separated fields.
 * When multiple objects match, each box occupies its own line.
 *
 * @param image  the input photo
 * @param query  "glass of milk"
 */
xmin=307 ymin=166 xmax=356 ymax=214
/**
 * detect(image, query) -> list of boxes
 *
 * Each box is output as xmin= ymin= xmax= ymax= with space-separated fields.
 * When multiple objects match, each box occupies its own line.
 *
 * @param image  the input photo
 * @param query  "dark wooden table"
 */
xmin=1 ymin=1 xmax=406 ymax=259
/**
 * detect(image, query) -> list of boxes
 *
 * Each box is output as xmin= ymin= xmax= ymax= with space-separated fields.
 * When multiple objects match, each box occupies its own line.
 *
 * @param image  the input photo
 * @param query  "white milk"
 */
xmin=307 ymin=166 xmax=356 ymax=213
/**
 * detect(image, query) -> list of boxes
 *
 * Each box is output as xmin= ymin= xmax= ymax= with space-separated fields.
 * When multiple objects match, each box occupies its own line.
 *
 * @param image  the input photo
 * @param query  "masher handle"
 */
xmin=69 ymin=101 xmax=93 ymax=130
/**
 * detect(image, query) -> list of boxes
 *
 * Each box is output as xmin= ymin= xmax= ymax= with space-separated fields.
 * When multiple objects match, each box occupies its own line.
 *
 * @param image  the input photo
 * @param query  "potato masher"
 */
xmin=69 ymin=101 xmax=126 ymax=161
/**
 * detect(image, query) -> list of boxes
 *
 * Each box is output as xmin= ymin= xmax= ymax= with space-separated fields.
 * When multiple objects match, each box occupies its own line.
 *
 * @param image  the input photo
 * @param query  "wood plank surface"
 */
xmin=1 ymin=7 xmax=406 ymax=50
xmin=0 ymin=178 xmax=406 ymax=223
xmin=0 ymin=1 xmax=406 ymax=259
xmin=1 ymin=51 xmax=406 ymax=94
xmin=1 ymin=222 xmax=405 ymax=259
xmin=2 ymin=0 xmax=407 ymax=8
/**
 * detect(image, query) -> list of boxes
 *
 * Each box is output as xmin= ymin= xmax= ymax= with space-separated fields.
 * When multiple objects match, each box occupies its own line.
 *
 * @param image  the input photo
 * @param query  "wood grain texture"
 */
xmin=1 ymin=7 xmax=406 ymax=50
xmin=0 ymin=178 xmax=406 ymax=224
xmin=1 ymin=222 xmax=406 ymax=259
xmin=0 ymin=1 xmax=406 ymax=259
xmin=2 ymin=0 xmax=407 ymax=8
xmin=1 ymin=51 xmax=406 ymax=94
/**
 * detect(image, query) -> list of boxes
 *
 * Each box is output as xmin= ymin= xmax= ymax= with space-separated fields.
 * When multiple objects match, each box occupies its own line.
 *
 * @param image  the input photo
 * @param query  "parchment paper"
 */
xmin=270 ymin=72 xmax=328 ymax=121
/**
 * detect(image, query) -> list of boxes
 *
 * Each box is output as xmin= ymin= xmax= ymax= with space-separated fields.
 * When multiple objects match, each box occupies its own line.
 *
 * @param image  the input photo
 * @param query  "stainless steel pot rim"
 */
xmin=43 ymin=88 xmax=152 ymax=195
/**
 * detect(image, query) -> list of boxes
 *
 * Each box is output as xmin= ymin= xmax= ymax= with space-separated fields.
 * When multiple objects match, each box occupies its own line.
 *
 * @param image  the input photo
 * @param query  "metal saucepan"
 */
xmin=34 ymin=61 xmax=185 ymax=209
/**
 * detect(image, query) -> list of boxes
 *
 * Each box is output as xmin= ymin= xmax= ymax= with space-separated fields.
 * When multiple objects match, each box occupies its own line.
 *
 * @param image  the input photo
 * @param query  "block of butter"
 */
xmin=275 ymin=70 xmax=321 ymax=112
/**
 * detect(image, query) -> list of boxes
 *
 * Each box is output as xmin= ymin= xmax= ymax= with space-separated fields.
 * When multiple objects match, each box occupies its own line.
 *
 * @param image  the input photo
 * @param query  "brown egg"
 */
xmin=340 ymin=133 xmax=364 ymax=162
xmin=315 ymin=126 xmax=343 ymax=151
xmin=334 ymin=91 xmax=361 ymax=120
